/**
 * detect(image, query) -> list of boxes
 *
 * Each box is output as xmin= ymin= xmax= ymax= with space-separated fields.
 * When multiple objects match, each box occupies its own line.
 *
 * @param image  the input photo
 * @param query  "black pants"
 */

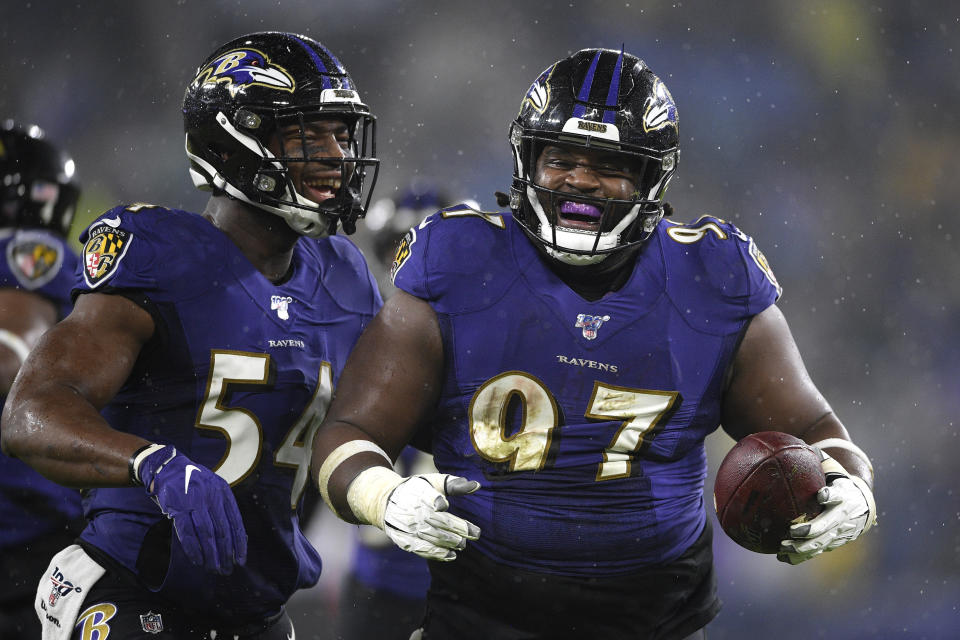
xmin=0 ymin=528 xmax=82 ymax=638
xmin=66 ymin=543 xmax=294 ymax=639
xmin=423 ymin=519 xmax=720 ymax=640
xmin=334 ymin=573 xmax=426 ymax=640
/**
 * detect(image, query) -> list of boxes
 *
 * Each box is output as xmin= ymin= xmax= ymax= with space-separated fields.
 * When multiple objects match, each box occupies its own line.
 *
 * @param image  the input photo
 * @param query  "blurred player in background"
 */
xmin=1 ymin=32 xmax=381 ymax=639
xmin=335 ymin=447 xmax=435 ymax=640
xmin=0 ymin=119 xmax=83 ymax=637
xmin=333 ymin=185 xmax=455 ymax=640
xmin=311 ymin=48 xmax=877 ymax=639
xmin=362 ymin=183 xmax=463 ymax=293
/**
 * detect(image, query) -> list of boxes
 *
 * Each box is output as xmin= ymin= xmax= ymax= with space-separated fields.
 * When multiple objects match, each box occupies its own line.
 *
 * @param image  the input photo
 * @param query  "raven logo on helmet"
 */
xmin=522 ymin=66 xmax=553 ymax=115
xmin=642 ymin=79 xmax=678 ymax=133
xmin=191 ymin=48 xmax=295 ymax=98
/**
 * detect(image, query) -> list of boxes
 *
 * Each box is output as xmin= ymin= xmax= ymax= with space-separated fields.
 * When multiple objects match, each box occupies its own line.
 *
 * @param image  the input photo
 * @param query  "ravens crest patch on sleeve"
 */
xmin=83 ymin=222 xmax=132 ymax=288
xmin=5 ymin=231 xmax=64 ymax=289
xmin=389 ymin=228 xmax=415 ymax=285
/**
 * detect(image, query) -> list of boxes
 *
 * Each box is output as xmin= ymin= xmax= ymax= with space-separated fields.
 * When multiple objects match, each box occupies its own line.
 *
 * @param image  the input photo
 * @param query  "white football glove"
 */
xmin=346 ymin=466 xmax=481 ymax=561
xmin=778 ymin=449 xmax=876 ymax=564
xmin=383 ymin=474 xmax=481 ymax=561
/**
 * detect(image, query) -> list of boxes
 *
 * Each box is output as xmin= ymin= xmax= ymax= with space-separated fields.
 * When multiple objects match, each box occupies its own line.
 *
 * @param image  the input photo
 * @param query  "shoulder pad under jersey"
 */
xmin=76 ymin=203 xmax=226 ymax=296
xmin=390 ymin=204 xmax=519 ymax=312
xmin=660 ymin=215 xmax=781 ymax=330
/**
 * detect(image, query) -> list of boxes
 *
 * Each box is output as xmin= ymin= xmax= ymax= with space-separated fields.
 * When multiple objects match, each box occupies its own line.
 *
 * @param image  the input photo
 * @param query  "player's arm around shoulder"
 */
xmin=720 ymin=303 xmax=876 ymax=564
xmin=310 ymin=289 xmax=480 ymax=561
xmin=0 ymin=291 xmax=155 ymax=487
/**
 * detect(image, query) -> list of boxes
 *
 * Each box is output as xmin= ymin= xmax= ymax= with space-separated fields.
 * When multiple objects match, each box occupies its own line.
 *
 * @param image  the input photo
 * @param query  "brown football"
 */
xmin=714 ymin=431 xmax=826 ymax=553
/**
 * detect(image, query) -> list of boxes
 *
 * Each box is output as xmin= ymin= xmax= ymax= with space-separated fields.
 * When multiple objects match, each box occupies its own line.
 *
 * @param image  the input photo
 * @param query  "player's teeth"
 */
xmin=306 ymin=179 xmax=340 ymax=189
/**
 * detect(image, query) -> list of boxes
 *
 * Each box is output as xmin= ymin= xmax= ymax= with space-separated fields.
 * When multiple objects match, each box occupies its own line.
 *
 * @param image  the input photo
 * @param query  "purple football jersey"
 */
xmin=392 ymin=207 xmax=780 ymax=577
xmin=72 ymin=204 xmax=381 ymax=621
xmin=0 ymin=228 xmax=82 ymax=551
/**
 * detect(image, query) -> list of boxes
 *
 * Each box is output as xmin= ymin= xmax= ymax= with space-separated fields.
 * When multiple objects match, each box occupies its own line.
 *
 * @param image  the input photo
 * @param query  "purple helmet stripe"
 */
xmin=291 ymin=35 xmax=353 ymax=90
xmin=313 ymin=41 xmax=354 ymax=90
xmin=602 ymin=51 xmax=624 ymax=124
xmin=572 ymin=50 xmax=602 ymax=118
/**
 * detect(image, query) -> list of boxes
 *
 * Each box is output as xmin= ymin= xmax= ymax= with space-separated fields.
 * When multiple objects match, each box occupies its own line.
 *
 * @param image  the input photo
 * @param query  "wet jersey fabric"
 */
xmin=392 ymin=207 xmax=780 ymax=577
xmin=0 ymin=228 xmax=82 ymax=552
xmin=72 ymin=204 xmax=381 ymax=622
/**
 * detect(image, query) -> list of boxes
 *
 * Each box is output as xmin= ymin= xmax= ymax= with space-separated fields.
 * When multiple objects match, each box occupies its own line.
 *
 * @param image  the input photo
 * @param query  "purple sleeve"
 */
xmin=390 ymin=216 xmax=436 ymax=301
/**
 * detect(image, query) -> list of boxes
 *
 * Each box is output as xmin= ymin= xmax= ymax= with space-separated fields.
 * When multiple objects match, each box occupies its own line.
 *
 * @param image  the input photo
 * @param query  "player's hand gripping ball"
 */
xmin=713 ymin=431 xmax=825 ymax=553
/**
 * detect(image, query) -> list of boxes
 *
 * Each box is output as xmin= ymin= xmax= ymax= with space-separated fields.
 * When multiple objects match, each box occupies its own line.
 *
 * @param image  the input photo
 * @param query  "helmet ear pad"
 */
xmin=508 ymin=48 xmax=678 ymax=262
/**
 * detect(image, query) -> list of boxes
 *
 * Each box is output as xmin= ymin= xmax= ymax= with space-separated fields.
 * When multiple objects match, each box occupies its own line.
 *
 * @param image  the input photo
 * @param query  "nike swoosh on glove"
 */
xmin=778 ymin=449 xmax=876 ymax=565
xmin=137 ymin=445 xmax=248 ymax=575
xmin=383 ymin=473 xmax=481 ymax=562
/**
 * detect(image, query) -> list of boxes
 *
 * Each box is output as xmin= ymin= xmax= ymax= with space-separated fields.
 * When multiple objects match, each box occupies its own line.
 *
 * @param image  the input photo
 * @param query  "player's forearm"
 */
xmin=1 ymin=381 xmax=150 ymax=488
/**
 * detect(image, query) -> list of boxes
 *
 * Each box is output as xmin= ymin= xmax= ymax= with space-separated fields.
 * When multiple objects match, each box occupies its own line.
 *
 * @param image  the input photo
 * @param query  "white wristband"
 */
xmin=316 ymin=440 xmax=392 ymax=517
xmin=812 ymin=438 xmax=874 ymax=476
xmin=131 ymin=443 xmax=167 ymax=484
xmin=346 ymin=465 xmax=404 ymax=528
xmin=0 ymin=328 xmax=30 ymax=364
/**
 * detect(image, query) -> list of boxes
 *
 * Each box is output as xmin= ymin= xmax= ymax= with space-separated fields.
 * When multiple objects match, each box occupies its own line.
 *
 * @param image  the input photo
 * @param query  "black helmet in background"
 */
xmin=0 ymin=120 xmax=79 ymax=237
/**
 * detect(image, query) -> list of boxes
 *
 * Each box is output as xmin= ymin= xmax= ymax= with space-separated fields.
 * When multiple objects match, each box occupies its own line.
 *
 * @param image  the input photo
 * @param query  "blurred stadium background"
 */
xmin=1 ymin=1 xmax=957 ymax=637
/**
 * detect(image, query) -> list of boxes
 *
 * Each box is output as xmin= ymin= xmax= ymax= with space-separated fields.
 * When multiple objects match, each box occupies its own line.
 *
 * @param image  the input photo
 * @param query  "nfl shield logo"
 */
xmin=140 ymin=611 xmax=163 ymax=634
xmin=271 ymin=295 xmax=293 ymax=320
xmin=575 ymin=313 xmax=611 ymax=340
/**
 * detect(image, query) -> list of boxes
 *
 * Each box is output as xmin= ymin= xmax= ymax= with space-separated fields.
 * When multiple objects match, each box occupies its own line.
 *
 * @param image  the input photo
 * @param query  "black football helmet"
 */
xmin=509 ymin=48 xmax=679 ymax=265
xmin=182 ymin=31 xmax=379 ymax=237
xmin=0 ymin=120 xmax=79 ymax=237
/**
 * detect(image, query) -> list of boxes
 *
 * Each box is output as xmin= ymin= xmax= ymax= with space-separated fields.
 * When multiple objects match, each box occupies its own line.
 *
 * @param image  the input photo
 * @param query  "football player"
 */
xmin=310 ymin=48 xmax=877 ymax=639
xmin=0 ymin=120 xmax=83 ymax=638
xmin=1 ymin=32 xmax=381 ymax=640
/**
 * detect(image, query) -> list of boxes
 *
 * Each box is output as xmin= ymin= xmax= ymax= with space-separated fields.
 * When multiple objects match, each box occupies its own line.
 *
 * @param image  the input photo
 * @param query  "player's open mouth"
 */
xmin=556 ymin=200 xmax=602 ymax=230
xmin=302 ymin=177 xmax=341 ymax=202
